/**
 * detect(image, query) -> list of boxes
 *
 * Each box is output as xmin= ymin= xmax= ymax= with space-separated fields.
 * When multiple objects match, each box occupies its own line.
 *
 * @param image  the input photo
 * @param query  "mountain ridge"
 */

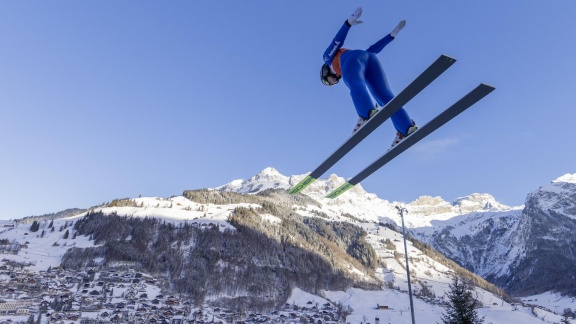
xmin=2 ymin=168 xmax=575 ymax=322
xmin=218 ymin=167 xmax=521 ymax=221
xmin=217 ymin=168 xmax=576 ymax=298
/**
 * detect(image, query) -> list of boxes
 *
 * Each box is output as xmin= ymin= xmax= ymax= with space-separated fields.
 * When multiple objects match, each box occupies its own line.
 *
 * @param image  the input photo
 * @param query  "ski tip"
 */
xmin=288 ymin=175 xmax=317 ymax=195
xmin=480 ymin=83 xmax=496 ymax=92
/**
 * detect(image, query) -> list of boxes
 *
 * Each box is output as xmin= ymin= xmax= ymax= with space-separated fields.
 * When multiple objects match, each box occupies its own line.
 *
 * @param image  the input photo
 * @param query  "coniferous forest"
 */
xmin=62 ymin=190 xmax=381 ymax=309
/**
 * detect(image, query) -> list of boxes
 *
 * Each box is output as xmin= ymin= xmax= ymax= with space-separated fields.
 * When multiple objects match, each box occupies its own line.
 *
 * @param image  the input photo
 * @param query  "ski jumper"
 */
xmin=323 ymin=21 xmax=413 ymax=136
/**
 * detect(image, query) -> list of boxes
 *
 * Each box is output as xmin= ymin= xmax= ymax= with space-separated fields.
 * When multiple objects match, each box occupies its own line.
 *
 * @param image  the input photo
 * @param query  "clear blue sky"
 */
xmin=1 ymin=1 xmax=575 ymax=219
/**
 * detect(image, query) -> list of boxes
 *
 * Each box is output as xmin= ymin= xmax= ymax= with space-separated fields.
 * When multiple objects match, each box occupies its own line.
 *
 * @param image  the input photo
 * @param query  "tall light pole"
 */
xmin=396 ymin=205 xmax=416 ymax=324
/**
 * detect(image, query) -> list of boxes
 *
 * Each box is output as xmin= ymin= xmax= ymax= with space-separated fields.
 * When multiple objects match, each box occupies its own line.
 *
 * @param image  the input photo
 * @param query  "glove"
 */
xmin=390 ymin=20 xmax=406 ymax=38
xmin=347 ymin=7 xmax=363 ymax=26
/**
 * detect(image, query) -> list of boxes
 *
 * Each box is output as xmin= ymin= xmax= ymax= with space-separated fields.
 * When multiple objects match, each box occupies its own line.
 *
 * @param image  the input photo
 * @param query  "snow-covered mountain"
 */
xmin=498 ymin=174 xmax=576 ymax=295
xmin=405 ymin=173 xmax=576 ymax=297
xmin=217 ymin=168 xmax=576 ymax=299
xmin=2 ymin=167 xmax=575 ymax=323
xmin=218 ymin=167 xmax=518 ymax=225
xmin=2 ymin=208 xmax=562 ymax=324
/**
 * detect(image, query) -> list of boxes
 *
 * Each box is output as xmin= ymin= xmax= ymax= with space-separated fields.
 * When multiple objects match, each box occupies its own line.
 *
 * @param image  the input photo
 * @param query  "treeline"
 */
xmin=303 ymin=218 xmax=378 ymax=269
xmin=229 ymin=206 xmax=379 ymax=284
xmin=61 ymin=246 xmax=107 ymax=269
xmin=27 ymin=219 xmax=75 ymax=239
xmin=64 ymin=198 xmax=380 ymax=309
xmin=183 ymin=189 xmax=321 ymax=210
xmin=105 ymin=198 xmax=141 ymax=208
xmin=0 ymin=239 xmax=20 ymax=254
xmin=16 ymin=208 xmax=86 ymax=225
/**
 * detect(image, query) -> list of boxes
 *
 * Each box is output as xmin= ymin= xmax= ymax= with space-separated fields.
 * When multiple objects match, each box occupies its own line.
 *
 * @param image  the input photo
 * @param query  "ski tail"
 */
xmin=289 ymin=55 xmax=456 ymax=195
xmin=287 ymin=175 xmax=316 ymax=194
xmin=326 ymin=182 xmax=354 ymax=199
xmin=326 ymin=83 xmax=495 ymax=199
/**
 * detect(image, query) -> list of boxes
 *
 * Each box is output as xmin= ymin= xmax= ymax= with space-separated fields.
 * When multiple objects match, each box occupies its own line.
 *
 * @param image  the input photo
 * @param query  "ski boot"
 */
xmin=390 ymin=121 xmax=418 ymax=149
xmin=353 ymin=107 xmax=380 ymax=133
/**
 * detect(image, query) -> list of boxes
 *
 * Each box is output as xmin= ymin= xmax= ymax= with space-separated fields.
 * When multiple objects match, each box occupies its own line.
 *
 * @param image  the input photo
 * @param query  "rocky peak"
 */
xmin=217 ymin=167 xmax=290 ymax=193
xmin=253 ymin=167 xmax=287 ymax=182
xmin=527 ymin=172 xmax=576 ymax=220
xmin=407 ymin=196 xmax=453 ymax=216
xmin=453 ymin=193 xmax=510 ymax=213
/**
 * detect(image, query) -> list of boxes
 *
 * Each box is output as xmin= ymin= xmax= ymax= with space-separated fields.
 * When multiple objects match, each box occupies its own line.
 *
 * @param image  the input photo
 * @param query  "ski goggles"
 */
xmin=321 ymin=64 xmax=340 ymax=86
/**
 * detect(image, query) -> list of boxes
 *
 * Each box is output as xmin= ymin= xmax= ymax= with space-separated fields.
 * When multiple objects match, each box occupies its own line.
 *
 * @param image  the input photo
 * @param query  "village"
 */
xmin=0 ymin=260 xmax=347 ymax=324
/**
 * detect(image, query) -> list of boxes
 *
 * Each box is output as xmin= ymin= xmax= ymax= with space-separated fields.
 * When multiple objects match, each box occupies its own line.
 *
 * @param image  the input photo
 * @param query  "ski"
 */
xmin=326 ymin=83 xmax=495 ymax=199
xmin=289 ymin=54 xmax=456 ymax=195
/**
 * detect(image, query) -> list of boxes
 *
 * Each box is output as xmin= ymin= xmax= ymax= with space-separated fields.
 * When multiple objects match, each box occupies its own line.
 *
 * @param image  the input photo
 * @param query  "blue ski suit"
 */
xmin=324 ymin=21 xmax=413 ymax=135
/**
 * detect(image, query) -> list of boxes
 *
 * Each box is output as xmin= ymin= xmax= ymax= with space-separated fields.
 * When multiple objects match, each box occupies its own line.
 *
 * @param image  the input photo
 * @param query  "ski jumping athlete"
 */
xmin=321 ymin=7 xmax=417 ymax=148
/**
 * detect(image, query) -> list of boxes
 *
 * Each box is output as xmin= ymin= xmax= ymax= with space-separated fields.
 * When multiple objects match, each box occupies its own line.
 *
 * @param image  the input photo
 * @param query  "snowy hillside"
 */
xmin=0 ymin=215 xmax=563 ymax=323
xmin=1 ymin=168 xmax=575 ymax=323
xmin=0 ymin=217 xmax=95 ymax=272
xmin=216 ymin=168 xmax=576 ymax=313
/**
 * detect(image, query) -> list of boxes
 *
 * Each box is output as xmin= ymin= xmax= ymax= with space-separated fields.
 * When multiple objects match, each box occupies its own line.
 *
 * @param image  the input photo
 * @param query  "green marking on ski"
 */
xmin=288 ymin=175 xmax=317 ymax=194
xmin=326 ymin=182 xmax=354 ymax=199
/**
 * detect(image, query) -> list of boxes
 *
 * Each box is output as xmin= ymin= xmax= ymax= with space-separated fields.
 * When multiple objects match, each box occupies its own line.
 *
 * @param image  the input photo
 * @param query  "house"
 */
xmin=67 ymin=314 xmax=80 ymax=321
xmin=16 ymin=308 xmax=29 ymax=316
xmin=166 ymin=299 xmax=180 ymax=306
xmin=171 ymin=317 xmax=184 ymax=324
xmin=83 ymin=305 xmax=101 ymax=312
